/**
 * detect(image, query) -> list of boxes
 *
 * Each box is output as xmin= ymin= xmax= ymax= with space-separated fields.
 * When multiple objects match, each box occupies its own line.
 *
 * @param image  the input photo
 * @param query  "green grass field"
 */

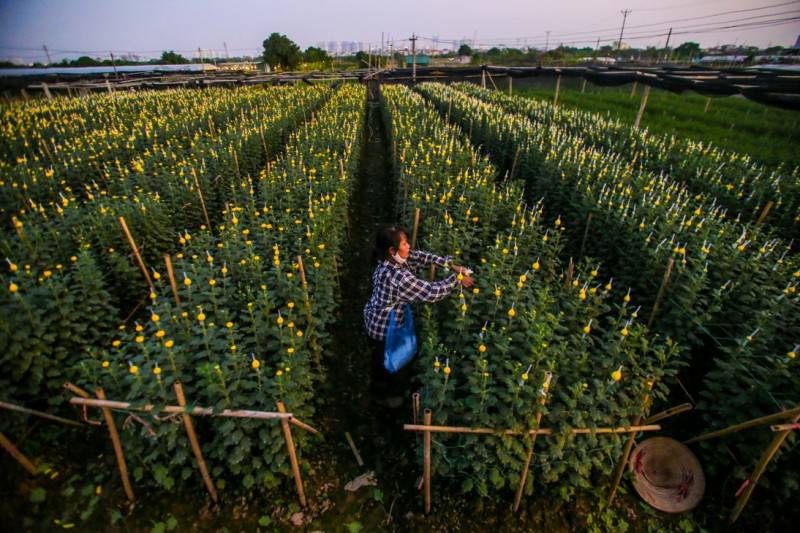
xmin=510 ymin=77 xmax=800 ymax=169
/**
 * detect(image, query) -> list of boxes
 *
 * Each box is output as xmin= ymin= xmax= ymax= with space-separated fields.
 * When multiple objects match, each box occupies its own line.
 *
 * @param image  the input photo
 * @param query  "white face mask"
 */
xmin=392 ymin=252 xmax=407 ymax=265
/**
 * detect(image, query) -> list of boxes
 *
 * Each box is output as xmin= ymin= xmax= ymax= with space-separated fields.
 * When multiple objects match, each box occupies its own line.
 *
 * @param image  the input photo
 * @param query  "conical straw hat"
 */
xmin=628 ymin=437 xmax=705 ymax=513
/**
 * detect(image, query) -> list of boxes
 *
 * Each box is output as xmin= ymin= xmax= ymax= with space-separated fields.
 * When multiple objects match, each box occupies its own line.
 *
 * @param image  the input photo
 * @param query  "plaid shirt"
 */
xmin=363 ymin=250 xmax=457 ymax=340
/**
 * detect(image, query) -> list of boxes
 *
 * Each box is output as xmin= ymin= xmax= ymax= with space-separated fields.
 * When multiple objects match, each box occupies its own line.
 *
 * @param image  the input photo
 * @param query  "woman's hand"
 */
xmin=450 ymin=264 xmax=471 ymax=275
xmin=458 ymin=274 xmax=475 ymax=288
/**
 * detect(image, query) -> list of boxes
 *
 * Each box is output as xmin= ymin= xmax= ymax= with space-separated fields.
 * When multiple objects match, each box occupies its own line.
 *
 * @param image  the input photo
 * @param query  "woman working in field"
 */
xmin=363 ymin=225 xmax=474 ymax=394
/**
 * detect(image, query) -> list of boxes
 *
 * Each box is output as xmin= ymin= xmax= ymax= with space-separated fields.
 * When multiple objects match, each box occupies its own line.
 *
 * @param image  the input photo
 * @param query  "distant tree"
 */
xmin=303 ymin=46 xmax=329 ymax=63
xmin=457 ymin=44 xmax=473 ymax=56
xmin=159 ymin=50 xmax=189 ymax=64
xmin=674 ymin=41 xmax=701 ymax=58
xmin=354 ymin=51 xmax=368 ymax=67
xmin=72 ymin=56 xmax=100 ymax=67
xmin=262 ymin=33 xmax=302 ymax=70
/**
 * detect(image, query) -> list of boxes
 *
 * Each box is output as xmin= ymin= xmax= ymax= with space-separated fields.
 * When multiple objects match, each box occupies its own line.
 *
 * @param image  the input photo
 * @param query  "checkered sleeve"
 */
xmin=393 ymin=268 xmax=458 ymax=304
xmin=407 ymin=249 xmax=452 ymax=270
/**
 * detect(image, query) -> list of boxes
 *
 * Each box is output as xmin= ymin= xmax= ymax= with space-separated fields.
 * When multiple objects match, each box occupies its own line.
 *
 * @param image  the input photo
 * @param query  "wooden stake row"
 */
xmin=65 ymin=389 xmax=317 ymax=506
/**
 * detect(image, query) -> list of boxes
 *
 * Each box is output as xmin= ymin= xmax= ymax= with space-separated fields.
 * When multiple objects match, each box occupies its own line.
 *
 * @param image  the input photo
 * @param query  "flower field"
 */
xmin=416 ymin=81 xmax=799 ymax=507
xmin=455 ymin=82 xmax=800 ymax=241
xmin=0 ymin=77 xmax=797 ymax=528
xmin=2 ymin=83 xmax=365 ymax=495
xmin=383 ymin=84 xmax=680 ymax=499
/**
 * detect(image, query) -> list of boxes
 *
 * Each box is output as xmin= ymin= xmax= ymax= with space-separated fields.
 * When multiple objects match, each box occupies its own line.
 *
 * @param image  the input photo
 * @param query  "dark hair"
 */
xmin=373 ymin=224 xmax=408 ymax=263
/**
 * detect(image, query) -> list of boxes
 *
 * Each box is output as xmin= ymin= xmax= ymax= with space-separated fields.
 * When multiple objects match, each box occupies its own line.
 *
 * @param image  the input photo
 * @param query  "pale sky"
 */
xmin=1 ymin=0 xmax=798 ymax=63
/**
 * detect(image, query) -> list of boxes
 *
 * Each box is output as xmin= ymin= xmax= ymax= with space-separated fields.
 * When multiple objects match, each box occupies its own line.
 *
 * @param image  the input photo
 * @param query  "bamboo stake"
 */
xmin=514 ymin=371 xmax=552 ymax=512
xmin=565 ymin=257 xmax=574 ymax=288
xmin=289 ymin=417 xmax=320 ymax=435
xmin=647 ymin=258 xmax=674 ymax=328
xmin=633 ymin=85 xmax=651 ymax=130
xmin=191 ymin=168 xmax=212 ymax=229
xmin=344 ymin=432 xmax=364 ymax=467
xmin=96 ymin=388 xmax=134 ymax=501
xmin=69 ymin=397 xmax=295 ymax=420
xmin=630 ymin=81 xmax=637 ymax=97
xmin=684 ymin=405 xmax=800 ymax=444
xmin=642 ymin=403 xmax=692 ymax=425
xmin=174 ymin=383 xmax=218 ymax=502
xmin=0 ymin=400 xmax=84 ymax=428
xmin=429 ymin=264 xmax=436 ymax=281
xmin=704 ymin=96 xmax=711 ymax=113
xmin=508 ymin=76 xmax=512 ymax=96
xmin=423 ymin=409 xmax=432 ymax=514
xmin=64 ymin=382 xmax=103 ymax=425
xmin=277 ymin=401 xmax=307 ymax=507
xmin=411 ymin=208 xmax=420 ymax=249
xmin=509 ymin=146 xmax=521 ymax=180
xmin=579 ymin=213 xmax=593 ymax=258
xmin=0 ymin=432 xmax=38 ymax=475
xmin=770 ymin=423 xmax=800 ymax=432
xmin=756 ymin=200 xmax=774 ymax=225
xmin=118 ymin=216 xmax=153 ymax=292
xmin=164 ymin=255 xmax=180 ymax=305
xmin=404 ymin=424 xmax=660 ymax=436
xmin=412 ymin=393 xmax=420 ymax=425
xmin=730 ymin=412 xmax=800 ymax=523
xmin=609 ymin=378 xmax=655 ymax=504
xmin=581 ymin=78 xmax=587 ymax=93
xmin=553 ymin=74 xmax=561 ymax=106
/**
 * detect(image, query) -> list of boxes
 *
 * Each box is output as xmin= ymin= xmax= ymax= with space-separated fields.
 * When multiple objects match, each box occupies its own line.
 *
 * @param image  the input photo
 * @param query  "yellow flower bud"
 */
xmin=252 ymin=359 xmax=261 ymax=369
xmin=197 ymin=313 xmax=206 ymax=322
xmin=102 ymin=361 xmax=110 ymax=368
xmin=508 ymin=307 xmax=516 ymax=318
xmin=9 ymin=283 xmax=18 ymax=293
xmin=151 ymin=314 xmax=160 ymax=323
xmin=611 ymin=367 xmax=622 ymax=381
xmin=153 ymin=366 xmax=162 ymax=375
xmin=129 ymin=365 xmax=139 ymax=375
xmin=184 ymin=277 xmax=192 ymax=286
xmin=135 ymin=335 xmax=144 ymax=343
xmin=155 ymin=330 xmax=165 ymax=338
xmin=479 ymin=344 xmax=487 ymax=353
xmin=164 ymin=340 xmax=174 ymax=348
xmin=443 ymin=366 xmax=451 ymax=375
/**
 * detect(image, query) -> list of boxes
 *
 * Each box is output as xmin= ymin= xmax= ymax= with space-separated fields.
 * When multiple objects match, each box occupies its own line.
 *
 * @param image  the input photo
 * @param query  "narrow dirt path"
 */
xmin=311 ymin=87 xmax=422 ymax=530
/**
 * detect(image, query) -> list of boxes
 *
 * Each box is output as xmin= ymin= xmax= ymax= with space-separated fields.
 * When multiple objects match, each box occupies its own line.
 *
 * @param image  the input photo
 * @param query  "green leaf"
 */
xmin=345 ymin=522 xmax=363 ymax=533
xmin=30 ymin=487 xmax=46 ymax=503
xmin=257 ymin=516 xmax=272 ymax=527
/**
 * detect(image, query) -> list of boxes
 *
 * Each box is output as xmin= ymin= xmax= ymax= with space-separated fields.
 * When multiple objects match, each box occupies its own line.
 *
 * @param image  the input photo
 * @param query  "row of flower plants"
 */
xmin=6 ymin=84 xmax=365 ymax=494
xmin=0 ymin=86 xmax=294 ymax=220
xmin=417 ymin=82 xmax=799 ymax=506
xmin=1 ymin=84 xmax=331 ymax=408
xmin=381 ymin=84 xmax=681 ymax=501
xmin=454 ymin=82 xmax=800 ymax=240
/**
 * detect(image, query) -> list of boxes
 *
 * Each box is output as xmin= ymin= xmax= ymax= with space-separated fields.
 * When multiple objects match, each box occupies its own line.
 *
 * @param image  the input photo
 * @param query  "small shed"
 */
xmin=406 ymin=54 xmax=430 ymax=67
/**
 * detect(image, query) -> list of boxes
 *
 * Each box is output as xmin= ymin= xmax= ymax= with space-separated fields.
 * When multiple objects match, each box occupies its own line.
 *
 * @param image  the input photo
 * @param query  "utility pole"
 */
xmin=410 ymin=33 xmax=418 ymax=83
xmin=545 ymin=30 xmax=551 ymax=52
xmin=42 ymin=45 xmax=52 ymax=65
xmin=663 ymin=27 xmax=672 ymax=63
xmin=381 ymin=31 xmax=384 ymax=70
xmin=223 ymin=41 xmax=229 ymax=59
xmin=198 ymin=47 xmax=203 ymax=64
xmin=110 ymin=52 xmax=118 ymax=79
xmin=617 ymin=9 xmax=631 ymax=51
